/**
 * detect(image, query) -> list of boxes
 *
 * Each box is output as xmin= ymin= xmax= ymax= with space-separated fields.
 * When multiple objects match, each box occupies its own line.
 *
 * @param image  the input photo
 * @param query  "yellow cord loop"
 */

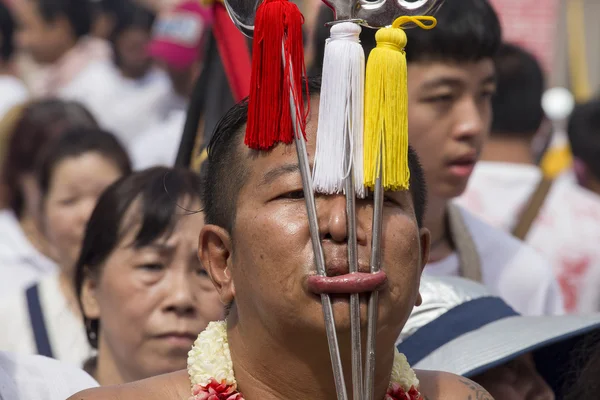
xmin=363 ymin=15 xmax=436 ymax=191
xmin=392 ymin=15 xmax=437 ymax=30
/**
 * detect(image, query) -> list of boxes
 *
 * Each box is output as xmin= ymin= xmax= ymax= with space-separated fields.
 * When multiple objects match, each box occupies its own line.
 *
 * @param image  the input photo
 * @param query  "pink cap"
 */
xmin=148 ymin=1 xmax=213 ymax=70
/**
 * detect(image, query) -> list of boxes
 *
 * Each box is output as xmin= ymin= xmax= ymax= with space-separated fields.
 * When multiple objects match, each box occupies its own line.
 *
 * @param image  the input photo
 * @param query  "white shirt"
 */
xmin=0 ymin=210 xmax=57 ymax=297
xmin=425 ymin=205 xmax=565 ymax=316
xmin=60 ymin=60 xmax=177 ymax=149
xmin=457 ymin=161 xmax=600 ymax=313
xmin=0 ymin=351 xmax=98 ymax=400
xmin=0 ymin=76 xmax=28 ymax=120
xmin=0 ymin=274 xmax=93 ymax=368
xmin=130 ymin=109 xmax=187 ymax=170
xmin=29 ymin=37 xmax=111 ymax=98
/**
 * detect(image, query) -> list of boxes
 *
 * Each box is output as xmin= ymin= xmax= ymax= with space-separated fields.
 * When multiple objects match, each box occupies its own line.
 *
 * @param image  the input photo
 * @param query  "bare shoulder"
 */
xmin=67 ymin=370 xmax=190 ymax=400
xmin=416 ymin=369 xmax=494 ymax=400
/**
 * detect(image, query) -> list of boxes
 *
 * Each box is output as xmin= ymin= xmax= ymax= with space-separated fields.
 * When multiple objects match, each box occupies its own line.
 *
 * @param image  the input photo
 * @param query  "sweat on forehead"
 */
xmin=201 ymin=77 xmax=427 ymax=233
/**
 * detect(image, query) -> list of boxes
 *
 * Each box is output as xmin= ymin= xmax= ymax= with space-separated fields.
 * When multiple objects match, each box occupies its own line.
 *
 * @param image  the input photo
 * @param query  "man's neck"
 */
xmin=424 ymin=196 xmax=453 ymax=263
xmin=480 ymin=136 xmax=535 ymax=165
xmin=227 ymin=313 xmax=394 ymax=400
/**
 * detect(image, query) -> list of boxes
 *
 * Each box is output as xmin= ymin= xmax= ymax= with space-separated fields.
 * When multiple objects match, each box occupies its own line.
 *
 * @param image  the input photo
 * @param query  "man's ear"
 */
xmin=199 ymin=225 xmax=235 ymax=305
xmin=81 ymin=270 xmax=100 ymax=320
xmin=415 ymin=227 xmax=431 ymax=307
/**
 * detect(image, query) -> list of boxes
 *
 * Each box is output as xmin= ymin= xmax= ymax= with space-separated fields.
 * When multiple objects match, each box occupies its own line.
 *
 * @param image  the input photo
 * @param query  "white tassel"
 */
xmin=313 ymin=22 xmax=366 ymax=198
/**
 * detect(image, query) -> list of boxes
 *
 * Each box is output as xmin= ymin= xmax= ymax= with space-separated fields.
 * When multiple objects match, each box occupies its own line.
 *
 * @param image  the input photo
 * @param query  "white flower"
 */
xmin=187 ymin=321 xmax=419 ymax=394
xmin=187 ymin=321 xmax=236 ymax=387
xmin=389 ymin=348 xmax=420 ymax=391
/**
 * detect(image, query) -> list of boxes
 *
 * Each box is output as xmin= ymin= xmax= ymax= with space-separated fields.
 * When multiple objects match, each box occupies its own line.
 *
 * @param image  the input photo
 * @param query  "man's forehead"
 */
xmin=240 ymin=96 xmax=321 ymax=183
xmin=409 ymin=59 xmax=496 ymax=88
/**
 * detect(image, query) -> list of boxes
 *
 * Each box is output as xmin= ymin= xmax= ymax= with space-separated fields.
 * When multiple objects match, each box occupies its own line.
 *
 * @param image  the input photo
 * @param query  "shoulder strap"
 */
xmin=447 ymin=204 xmax=483 ymax=283
xmin=25 ymin=285 xmax=54 ymax=358
xmin=512 ymin=177 xmax=554 ymax=240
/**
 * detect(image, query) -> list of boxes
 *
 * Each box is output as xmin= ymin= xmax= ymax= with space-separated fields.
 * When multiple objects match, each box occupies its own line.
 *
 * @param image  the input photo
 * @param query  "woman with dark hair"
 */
xmin=61 ymin=0 xmax=175 ymax=147
xmin=75 ymin=167 xmax=222 ymax=384
xmin=0 ymin=99 xmax=98 ymax=294
xmin=0 ymin=128 xmax=131 ymax=366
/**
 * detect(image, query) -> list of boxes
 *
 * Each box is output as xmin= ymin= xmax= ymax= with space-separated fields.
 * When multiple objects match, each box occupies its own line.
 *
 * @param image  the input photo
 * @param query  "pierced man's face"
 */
xmin=200 ymin=96 xmax=430 ymax=353
xmin=407 ymin=60 xmax=496 ymax=201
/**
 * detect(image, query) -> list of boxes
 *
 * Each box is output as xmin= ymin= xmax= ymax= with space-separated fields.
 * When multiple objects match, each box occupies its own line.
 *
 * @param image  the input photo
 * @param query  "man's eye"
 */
xmin=383 ymin=196 xmax=401 ymax=207
xmin=280 ymin=190 xmax=305 ymax=200
xmin=424 ymin=94 xmax=454 ymax=103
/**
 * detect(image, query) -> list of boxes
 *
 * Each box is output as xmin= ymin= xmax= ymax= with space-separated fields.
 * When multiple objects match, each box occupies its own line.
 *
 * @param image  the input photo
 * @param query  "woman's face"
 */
xmin=43 ymin=153 xmax=124 ymax=274
xmin=83 ymin=206 xmax=223 ymax=383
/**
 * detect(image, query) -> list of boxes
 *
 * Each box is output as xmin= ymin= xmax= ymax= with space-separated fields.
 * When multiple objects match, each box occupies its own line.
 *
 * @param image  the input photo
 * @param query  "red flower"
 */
xmin=385 ymin=384 xmax=424 ymax=400
xmin=191 ymin=379 xmax=245 ymax=400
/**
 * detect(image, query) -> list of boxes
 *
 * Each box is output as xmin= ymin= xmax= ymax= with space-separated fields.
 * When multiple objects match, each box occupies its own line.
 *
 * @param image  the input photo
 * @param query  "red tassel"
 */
xmin=245 ymin=0 xmax=308 ymax=150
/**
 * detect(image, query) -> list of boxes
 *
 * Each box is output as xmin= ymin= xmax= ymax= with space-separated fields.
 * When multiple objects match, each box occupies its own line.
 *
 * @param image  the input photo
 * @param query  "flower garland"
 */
xmin=188 ymin=321 xmax=423 ymax=400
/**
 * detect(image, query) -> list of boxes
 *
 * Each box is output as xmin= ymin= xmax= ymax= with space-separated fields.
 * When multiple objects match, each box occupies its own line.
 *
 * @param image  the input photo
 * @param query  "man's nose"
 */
xmin=451 ymin=96 xmax=486 ymax=143
xmin=318 ymin=194 xmax=367 ymax=245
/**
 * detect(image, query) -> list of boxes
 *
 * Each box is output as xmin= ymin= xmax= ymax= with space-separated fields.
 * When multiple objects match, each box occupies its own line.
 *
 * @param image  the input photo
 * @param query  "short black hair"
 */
xmin=37 ymin=128 xmax=132 ymax=198
xmin=202 ymin=78 xmax=427 ymax=233
xmin=490 ymin=43 xmax=545 ymax=139
xmin=403 ymin=0 xmax=502 ymax=63
xmin=74 ymin=166 xmax=204 ymax=348
xmin=568 ymin=99 xmax=600 ymax=181
xmin=0 ymin=2 xmax=16 ymax=62
xmin=35 ymin=0 xmax=92 ymax=38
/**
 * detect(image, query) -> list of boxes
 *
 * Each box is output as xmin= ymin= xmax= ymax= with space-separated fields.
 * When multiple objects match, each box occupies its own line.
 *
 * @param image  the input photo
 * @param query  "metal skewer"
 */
xmin=344 ymin=140 xmax=363 ymax=400
xmin=364 ymin=159 xmax=384 ymax=400
xmin=282 ymin=43 xmax=349 ymax=400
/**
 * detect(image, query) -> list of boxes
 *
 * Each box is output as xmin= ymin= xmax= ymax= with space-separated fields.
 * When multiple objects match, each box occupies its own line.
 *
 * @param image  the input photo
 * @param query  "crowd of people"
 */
xmin=0 ymin=0 xmax=599 ymax=399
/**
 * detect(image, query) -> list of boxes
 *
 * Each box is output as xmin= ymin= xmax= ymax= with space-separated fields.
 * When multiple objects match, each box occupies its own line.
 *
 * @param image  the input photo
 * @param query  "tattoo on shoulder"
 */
xmin=459 ymin=379 xmax=493 ymax=400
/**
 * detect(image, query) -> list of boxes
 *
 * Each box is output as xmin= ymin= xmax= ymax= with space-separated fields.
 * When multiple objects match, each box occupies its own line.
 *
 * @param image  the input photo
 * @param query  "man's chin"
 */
xmin=306 ymin=294 xmax=383 ymax=332
xmin=437 ymin=179 xmax=470 ymax=200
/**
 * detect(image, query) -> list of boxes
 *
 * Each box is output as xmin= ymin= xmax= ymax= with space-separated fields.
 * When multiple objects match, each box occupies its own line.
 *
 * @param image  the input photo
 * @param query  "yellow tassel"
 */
xmin=364 ymin=16 xmax=436 ymax=191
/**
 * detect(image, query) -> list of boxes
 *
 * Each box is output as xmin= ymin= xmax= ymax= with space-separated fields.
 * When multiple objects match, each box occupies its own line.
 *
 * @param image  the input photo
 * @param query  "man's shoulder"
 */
xmin=67 ymin=370 xmax=190 ymax=400
xmin=416 ymin=370 xmax=494 ymax=400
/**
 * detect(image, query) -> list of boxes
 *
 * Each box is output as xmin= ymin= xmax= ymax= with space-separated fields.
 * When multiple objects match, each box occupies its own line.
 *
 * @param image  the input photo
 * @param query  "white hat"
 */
xmin=397 ymin=276 xmax=600 ymax=384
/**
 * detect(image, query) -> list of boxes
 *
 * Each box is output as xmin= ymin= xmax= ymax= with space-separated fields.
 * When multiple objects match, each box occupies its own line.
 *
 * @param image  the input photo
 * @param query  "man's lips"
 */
xmin=307 ymin=271 xmax=388 ymax=294
xmin=447 ymin=152 xmax=477 ymax=178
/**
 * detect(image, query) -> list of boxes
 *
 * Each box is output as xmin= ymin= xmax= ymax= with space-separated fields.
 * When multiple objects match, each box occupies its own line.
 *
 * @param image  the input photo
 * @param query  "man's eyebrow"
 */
xmin=420 ymin=73 xmax=496 ymax=91
xmin=420 ymin=77 xmax=464 ymax=91
xmin=259 ymin=163 xmax=300 ymax=187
